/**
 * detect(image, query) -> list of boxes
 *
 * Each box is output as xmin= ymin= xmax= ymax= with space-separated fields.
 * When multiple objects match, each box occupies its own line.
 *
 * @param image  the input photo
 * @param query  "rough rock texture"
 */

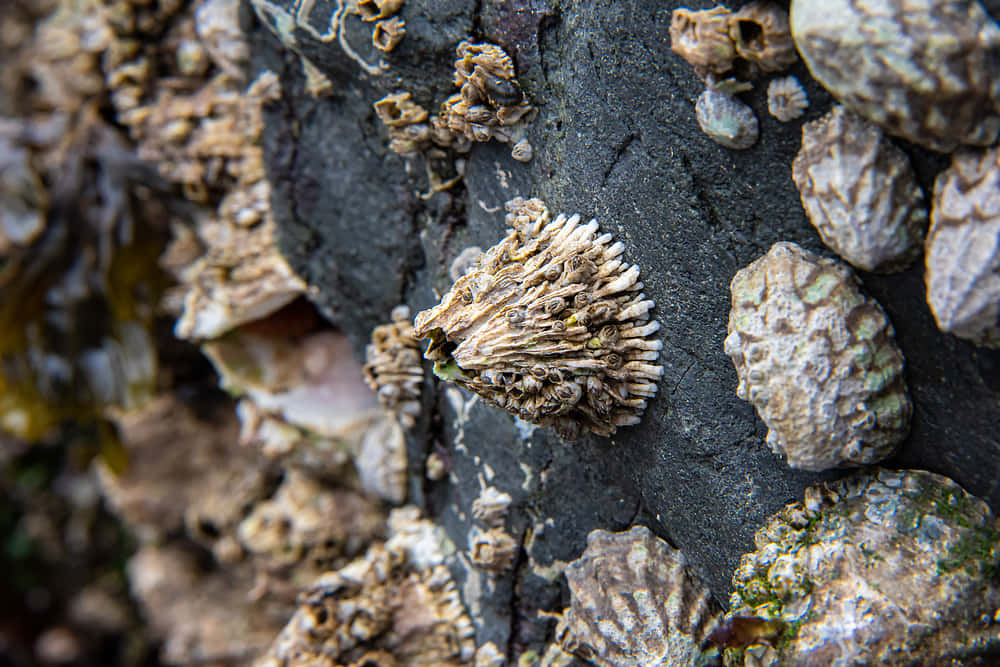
xmin=252 ymin=0 xmax=1000 ymax=661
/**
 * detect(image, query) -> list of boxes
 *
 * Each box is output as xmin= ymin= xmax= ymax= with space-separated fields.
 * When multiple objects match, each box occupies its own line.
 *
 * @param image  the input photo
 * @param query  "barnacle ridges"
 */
xmin=413 ymin=197 xmax=662 ymax=439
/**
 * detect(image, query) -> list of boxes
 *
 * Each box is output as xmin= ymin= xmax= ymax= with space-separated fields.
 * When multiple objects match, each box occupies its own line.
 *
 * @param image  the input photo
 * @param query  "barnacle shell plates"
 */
xmin=413 ymin=197 xmax=663 ymax=438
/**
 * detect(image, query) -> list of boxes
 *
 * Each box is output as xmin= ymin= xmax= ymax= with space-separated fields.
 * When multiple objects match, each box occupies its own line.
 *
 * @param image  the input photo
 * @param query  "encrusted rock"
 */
xmin=364 ymin=305 xmax=424 ymax=428
xmin=413 ymin=197 xmax=663 ymax=439
xmin=729 ymin=2 xmax=797 ymax=75
xmin=696 ymin=88 xmax=759 ymax=150
xmin=766 ymin=75 xmax=807 ymax=122
xmin=792 ymin=106 xmax=927 ymax=273
xmin=724 ymin=242 xmax=911 ymax=471
xmin=790 ymin=0 xmax=1000 ymax=152
xmin=556 ymin=525 xmax=721 ymax=667
xmin=256 ymin=507 xmax=476 ymax=667
xmin=925 ymin=146 xmax=1000 ymax=348
xmin=727 ymin=469 xmax=1000 ymax=665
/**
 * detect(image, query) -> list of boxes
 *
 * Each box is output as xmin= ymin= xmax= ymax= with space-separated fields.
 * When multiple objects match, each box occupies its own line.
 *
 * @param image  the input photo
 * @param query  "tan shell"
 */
xmin=792 ymin=106 xmax=927 ymax=273
xmin=413 ymin=197 xmax=663 ymax=439
xmin=468 ymin=527 xmax=519 ymax=572
xmin=728 ymin=469 xmax=1000 ymax=665
xmin=925 ymin=146 xmax=1000 ymax=348
xmin=364 ymin=305 xmax=424 ymax=427
xmin=372 ymin=17 xmax=405 ymax=52
xmin=790 ymin=0 xmax=1000 ymax=152
xmin=696 ymin=88 xmax=758 ymax=150
xmin=729 ymin=2 xmax=797 ymax=75
xmin=724 ymin=242 xmax=911 ymax=471
xmin=766 ymin=75 xmax=807 ymax=122
xmin=357 ymin=0 xmax=403 ymax=21
xmin=670 ymin=6 xmax=738 ymax=78
xmin=556 ymin=526 xmax=721 ymax=667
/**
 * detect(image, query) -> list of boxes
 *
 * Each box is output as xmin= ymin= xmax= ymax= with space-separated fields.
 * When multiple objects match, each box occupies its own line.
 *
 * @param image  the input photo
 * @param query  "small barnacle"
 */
xmin=728 ymin=2 xmax=797 ymax=75
xmin=670 ymin=6 xmax=737 ymax=78
xmin=766 ymin=75 xmax=807 ymax=122
xmin=374 ymin=91 xmax=429 ymax=127
xmin=471 ymin=485 xmax=512 ymax=528
xmin=364 ymin=305 xmax=424 ymax=427
xmin=925 ymin=146 xmax=1000 ymax=348
xmin=724 ymin=242 xmax=912 ymax=471
xmin=696 ymin=88 xmax=758 ymax=150
xmin=449 ymin=246 xmax=483 ymax=282
xmin=792 ymin=105 xmax=927 ymax=273
xmin=511 ymin=137 xmax=533 ymax=162
xmin=556 ymin=526 xmax=722 ymax=667
xmin=194 ymin=0 xmax=248 ymax=79
xmin=357 ymin=0 xmax=404 ymax=22
xmin=790 ymin=0 xmax=1000 ymax=152
xmin=468 ymin=527 xmax=519 ymax=572
xmin=727 ymin=469 xmax=1000 ymax=665
xmin=372 ymin=16 xmax=405 ymax=52
xmin=413 ymin=197 xmax=663 ymax=438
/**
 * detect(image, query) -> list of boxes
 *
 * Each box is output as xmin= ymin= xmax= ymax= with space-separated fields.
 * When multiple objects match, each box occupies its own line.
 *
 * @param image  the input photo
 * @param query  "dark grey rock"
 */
xmin=252 ymin=0 xmax=1000 ymax=661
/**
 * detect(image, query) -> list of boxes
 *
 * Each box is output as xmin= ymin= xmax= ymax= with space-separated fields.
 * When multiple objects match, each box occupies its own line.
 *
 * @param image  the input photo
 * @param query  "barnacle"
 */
xmin=195 ymin=0 xmax=249 ymax=79
xmin=556 ymin=526 xmax=721 ymax=667
xmin=364 ymin=305 xmax=424 ymax=428
xmin=728 ymin=2 xmax=797 ymax=75
xmin=696 ymin=88 xmax=758 ymax=150
xmin=510 ymin=137 xmax=533 ymax=162
xmin=468 ymin=527 xmax=519 ymax=572
xmin=925 ymin=146 xmax=1000 ymax=348
xmin=357 ymin=0 xmax=403 ymax=22
xmin=766 ymin=75 xmax=807 ymax=122
xmin=724 ymin=242 xmax=912 ymax=471
xmin=790 ymin=0 xmax=1000 ymax=152
xmin=670 ymin=6 xmax=738 ymax=79
xmin=372 ymin=16 xmax=405 ymax=52
xmin=792 ymin=106 xmax=927 ymax=273
xmin=727 ymin=469 xmax=1000 ymax=665
xmin=413 ymin=197 xmax=663 ymax=439
xmin=471 ymin=485 xmax=512 ymax=528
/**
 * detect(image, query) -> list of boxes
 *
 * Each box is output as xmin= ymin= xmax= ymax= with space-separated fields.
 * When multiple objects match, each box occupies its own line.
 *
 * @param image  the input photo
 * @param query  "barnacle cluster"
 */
xmin=256 ymin=507 xmax=476 ymax=667
xmin=925 ymin=145 xmax=1000 ymax=348
xmin=364 ymin=305 xmax=424 ymax=428
xmin=413 ymin=197 xmax=663 ymax=439
xmin=790 ymin=0 xmax=1000 ymax=152
xmin=556 ymin=526 xmax=721 ymax=667
xmin=724 ymin=242 xmax=912 ymax=470
xmin=792 ymin=106 xmax=927 ymax=273
xmin=726 ymin=469 xmax=1000 ymax=665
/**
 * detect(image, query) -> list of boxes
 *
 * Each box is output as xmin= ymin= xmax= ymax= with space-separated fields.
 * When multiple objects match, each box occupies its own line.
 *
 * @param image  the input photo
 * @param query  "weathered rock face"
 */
xmin=251 ymin=0 xmax=1000 ymax=661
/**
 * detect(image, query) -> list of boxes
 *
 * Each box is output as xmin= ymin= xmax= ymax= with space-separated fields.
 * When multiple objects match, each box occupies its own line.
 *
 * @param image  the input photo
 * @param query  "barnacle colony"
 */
xmin=413 ymin=197 xmax=663 ymax=438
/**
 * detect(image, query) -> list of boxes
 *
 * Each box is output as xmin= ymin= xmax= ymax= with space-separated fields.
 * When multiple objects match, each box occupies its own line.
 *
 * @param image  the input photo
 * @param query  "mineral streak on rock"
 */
xmin=256 ymin=507 xmax=476 ymax=667
xmin=556 ymin=526 xmax=721 ymax=667
xmin=727 ymin=469 xmax=1000 ymax=665
xmin=413 ymin=197 xmax=663 ymax=439
xmin=792 ymin=106 xmax=927 ymax=273
xmin=766 ymin=75 xmax=807 ymax=122
xmin=364 ymin=305 xmax=424 ymax=428
xmin=724 ymin=242 xmax=912 ymax=471
xmin=926 ymin=146 xmax=1000 ymax=348
xmin=696 ymin=88 xmax=759 ymax=150
xmin=790 ymin=0 xmax=1000 ymax=152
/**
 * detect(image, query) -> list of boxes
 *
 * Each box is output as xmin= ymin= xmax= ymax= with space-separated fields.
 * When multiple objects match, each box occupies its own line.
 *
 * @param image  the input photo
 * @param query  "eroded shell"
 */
xmin=364 ymin=305 xmax=424 ymax=427
xmin=925 ymin=146 xmax=1000 ymax=348
xmin=790 ymin=0 xmax=1000 ymax=152
xmin=696 ymin=88 xmax=759 ymax=150
xmin=413 ymin=197 xmax=663 ymax=439
xmin=727 ymin=469 xmax=1000 ymax=665
xmin=556 ymin=526 xmax=721 ymax=667
xmin=724 ymin=242 xmax=911 ymax=471
xmin=792 ymin=106 xmax=927 ymax=273
xmin=766 ymin=75 xmax=807 ymax=122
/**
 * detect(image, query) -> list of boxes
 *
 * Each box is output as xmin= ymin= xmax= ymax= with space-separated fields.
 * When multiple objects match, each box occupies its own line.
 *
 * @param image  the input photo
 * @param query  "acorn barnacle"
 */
xmin=925 ymin=146 xmax=1000 ymax=348
xmin=790 ymin=0 xmax=1000 ymax=152
xmin=724 ymin=242 xmax=911 ymax=471
xmin=556 ymin=526 xmax=721 ymax=667
xmin=792 ymin=106 xmax=928 ymax=273
xmin=364 ymin=305 xmax=424 ymax=427
xmin=670 ymin=6 xmax=738 ymax=79
xmin=727 ymin=469 xmax=1000 ymax=665
xmin=766 ymin=75 xmax=807 ymax=122
xmin=728 ymin=2 xmax=797 ymax=76
xmin=412 ymin=197 xmax=663 ymax=439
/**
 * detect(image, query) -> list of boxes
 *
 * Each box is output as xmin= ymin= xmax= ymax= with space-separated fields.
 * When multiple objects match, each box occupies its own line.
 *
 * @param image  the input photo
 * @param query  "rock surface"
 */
xmin=250 ymin=0 xmax=1000 ymax=661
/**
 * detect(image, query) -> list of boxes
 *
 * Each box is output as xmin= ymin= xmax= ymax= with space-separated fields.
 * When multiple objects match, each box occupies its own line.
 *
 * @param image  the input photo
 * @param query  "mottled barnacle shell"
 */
xmin=729 ymin=2 xmax=797 ymax=75
xmin=724 ymin=242 xmax=911 ymax=471
xmin=357 ymin=0 xmax=403 ymax=21
xmin=511 ymin=137 xmax=533 ymax=162
xmin=926 ymin=146 xmax=1000 ymax=348
xmin=413 ymin=197 xmax=663 ymax=439
xmin=792 ymin=106 xmax=927 ymax=273
xmin=670 ymin=6 xmax=737 ymax=78
xmin=468 ymin=527 xmax=519 ymax=572
xmin=790 ymin=0 xmax=1000 ymax=152
xmin=766 ymin=75 xmax=807 ymax=122
xmin=727 ymin=469 xmax=1000 ymax=665
xmin=372 ymin=17 xmax=405 ymax=52
xmin=364 ymin=305 xmax=424 ymax=427
xmin=374 ymin=91 xmax=428 ymax=128
xmin=696 ymin=88 xmax=759 ymax=150
xmin=556 ymin=526 xmax=721 ymax=667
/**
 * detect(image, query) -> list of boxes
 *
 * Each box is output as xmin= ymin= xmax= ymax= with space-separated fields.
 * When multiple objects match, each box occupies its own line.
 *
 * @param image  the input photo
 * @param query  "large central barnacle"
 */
xmin=413 ymin=197 xmax=663 ymax=438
